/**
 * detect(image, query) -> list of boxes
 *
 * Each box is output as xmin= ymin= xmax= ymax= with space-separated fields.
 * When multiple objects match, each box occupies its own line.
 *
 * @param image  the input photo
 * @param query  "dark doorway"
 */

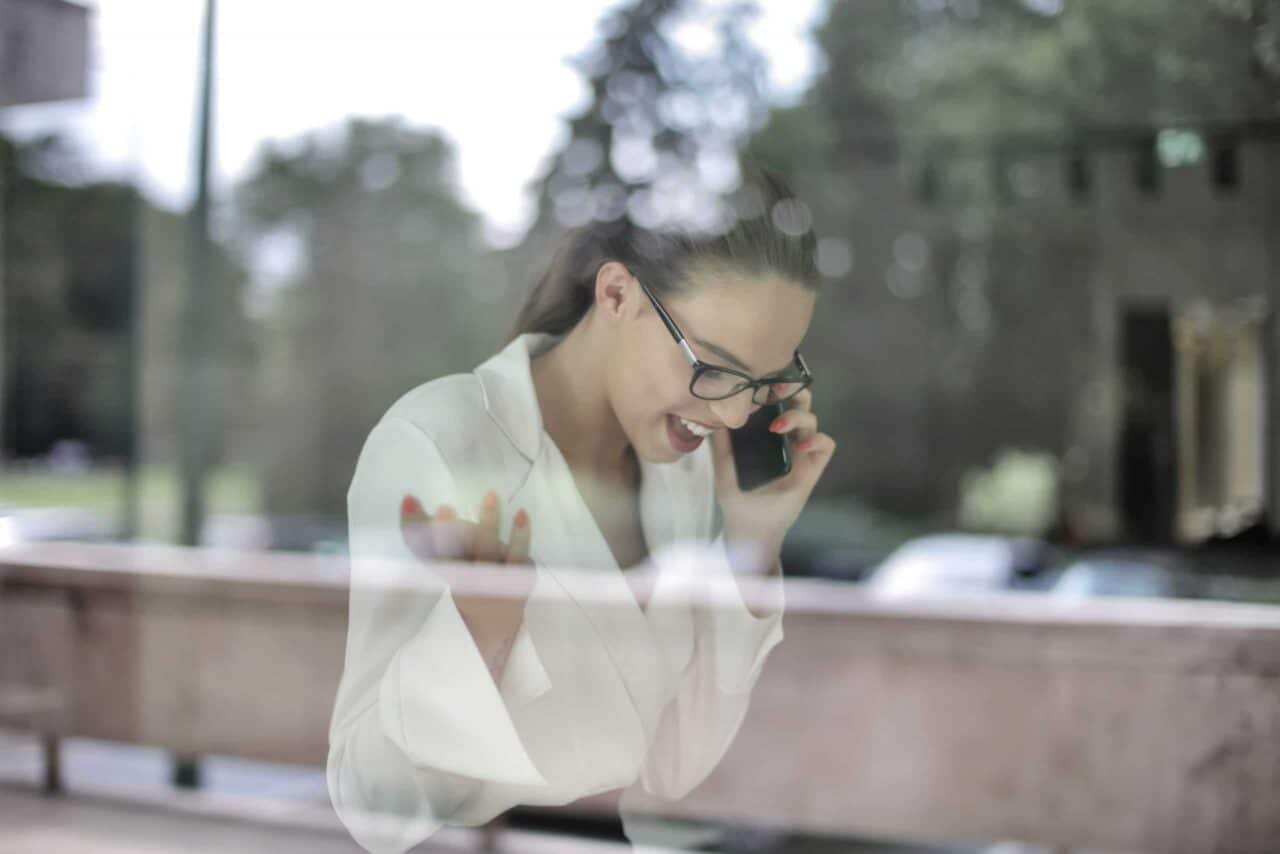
xmin=1118 ymin=305 xmax=1176 ymax=542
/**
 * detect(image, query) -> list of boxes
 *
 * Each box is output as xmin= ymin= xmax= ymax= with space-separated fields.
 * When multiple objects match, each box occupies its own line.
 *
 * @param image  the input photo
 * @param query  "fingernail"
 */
xmin=796 ymin=438 xmax=813 ymax=450
xmin=401 ymin=496 xmax=421 ymax=515
xmin=436 ymin=505 xmax=456 ymax=520
xmin=483 ymin=490 xmax=498 ymax=512
xmin=514 ymin=509 xmax=528 ymax=528
xmin=769 ymin=417 xmax=785 ymax=432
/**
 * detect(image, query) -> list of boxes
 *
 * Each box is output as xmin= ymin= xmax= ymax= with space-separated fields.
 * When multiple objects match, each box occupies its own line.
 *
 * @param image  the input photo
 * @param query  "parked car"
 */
xmin=779 ymin=497 xmax=931 ymax=582
xmin=865 ymin=533 xmax=1051 ymax=596
xmin=0 ymin=505 xmax=114 ymax=547
xmin=1049 ymin=556 xmax=1200 ymax=600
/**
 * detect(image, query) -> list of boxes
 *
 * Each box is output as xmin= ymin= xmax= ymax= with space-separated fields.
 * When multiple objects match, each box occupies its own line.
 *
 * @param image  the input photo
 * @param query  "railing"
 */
xmin=2 ymin=541 xmax=1278 ymax=853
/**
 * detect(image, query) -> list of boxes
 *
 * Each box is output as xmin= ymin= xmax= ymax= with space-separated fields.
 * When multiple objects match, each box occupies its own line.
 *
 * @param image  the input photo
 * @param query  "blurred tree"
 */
xmin=527 ymin=0 xmax=768 ymax=230
xmin=501 ymin=0 xmax=772 ymax=315
xmin=1212 ymin=0 xmax=1280 ymax=84
xmin=232 ymin=117 xmax=496 ymax=524
xmin=811 ymin=0 xmax=1280 ymax=205
xmin=0 ymin=133 xmax=252 ymax=467
xmin=138 ymin=202 xmax=257 ymax=474
xmin=808 ymin=0 xmax=1280 ymax=191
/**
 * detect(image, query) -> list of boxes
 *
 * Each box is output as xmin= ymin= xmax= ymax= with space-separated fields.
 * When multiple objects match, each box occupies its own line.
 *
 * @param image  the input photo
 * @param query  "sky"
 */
xmin=1 ymin=0 xmax=826 ymax=248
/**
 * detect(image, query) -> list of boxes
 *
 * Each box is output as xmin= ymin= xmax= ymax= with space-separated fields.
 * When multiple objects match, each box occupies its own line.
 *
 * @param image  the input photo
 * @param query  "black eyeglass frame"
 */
xmin=636 ymin=277 xmax=813 ymax=405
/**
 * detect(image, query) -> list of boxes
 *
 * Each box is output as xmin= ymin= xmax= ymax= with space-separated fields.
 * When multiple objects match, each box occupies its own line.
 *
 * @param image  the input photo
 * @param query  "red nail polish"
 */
xmin=401 ymin=496 xmax=421 ymax=515
xmin=796 ymin=438 xmax=813 ymax=450
xmin=770 ymin=418 xmax=785 ymax=432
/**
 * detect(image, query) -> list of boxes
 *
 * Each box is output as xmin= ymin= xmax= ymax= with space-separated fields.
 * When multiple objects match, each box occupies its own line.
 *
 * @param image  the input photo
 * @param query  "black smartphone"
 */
xmin=730 ymin=401 xmax=791 ymax=491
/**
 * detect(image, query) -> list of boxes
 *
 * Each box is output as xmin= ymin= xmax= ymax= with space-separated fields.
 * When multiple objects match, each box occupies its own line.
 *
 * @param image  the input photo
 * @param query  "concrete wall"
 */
xmin=3 ymin=541 xmax=1278 ymax=851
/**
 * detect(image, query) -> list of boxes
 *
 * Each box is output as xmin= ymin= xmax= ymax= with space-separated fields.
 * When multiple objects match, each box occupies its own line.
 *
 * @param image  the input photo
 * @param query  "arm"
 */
xmin=629 ymin=533 xmax=785 ymax=802
xmin=327 ymin=416 xmax=547 ymax=854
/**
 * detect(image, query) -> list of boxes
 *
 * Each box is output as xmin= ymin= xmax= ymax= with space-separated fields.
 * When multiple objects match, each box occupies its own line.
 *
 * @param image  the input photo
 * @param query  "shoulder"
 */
xmin=370 ymin=371 xmax=529 ymax=493
xmin=383 ymin=372 xmax=485 ymax=440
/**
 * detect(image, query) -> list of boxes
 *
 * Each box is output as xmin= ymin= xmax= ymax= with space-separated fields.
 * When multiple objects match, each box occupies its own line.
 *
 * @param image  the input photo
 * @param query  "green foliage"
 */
xmin=798 ymin=0 xmax=1279 ymax=207
xmin=742 ymin=101 xmax=836 ymax=180
xmin=960 ymin=448 xmax=1061 ymax=536
xmin=231 ymin=117 xmax=496 ymax=517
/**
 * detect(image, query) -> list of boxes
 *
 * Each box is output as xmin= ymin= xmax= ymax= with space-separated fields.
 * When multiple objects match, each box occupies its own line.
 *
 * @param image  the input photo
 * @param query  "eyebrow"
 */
xmin=692 ymin=336 xmax=794 ymax=378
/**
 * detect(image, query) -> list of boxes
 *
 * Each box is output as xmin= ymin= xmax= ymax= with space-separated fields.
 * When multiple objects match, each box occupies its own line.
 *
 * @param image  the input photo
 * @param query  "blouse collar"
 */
xmin=473 ymin=331 xmax=561 ymax=465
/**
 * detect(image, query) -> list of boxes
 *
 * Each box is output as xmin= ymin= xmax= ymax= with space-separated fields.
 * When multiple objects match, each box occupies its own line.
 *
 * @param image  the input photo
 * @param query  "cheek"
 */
xmin=611 ymin=328 xmax=698 ymax=426
xmin=615 ymin=362 xmax=690 ymax=427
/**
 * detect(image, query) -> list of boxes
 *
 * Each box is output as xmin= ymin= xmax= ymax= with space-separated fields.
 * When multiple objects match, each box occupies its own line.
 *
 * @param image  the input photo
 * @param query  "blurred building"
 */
xmin=811 ymin=127 xmax=1279 ymax=547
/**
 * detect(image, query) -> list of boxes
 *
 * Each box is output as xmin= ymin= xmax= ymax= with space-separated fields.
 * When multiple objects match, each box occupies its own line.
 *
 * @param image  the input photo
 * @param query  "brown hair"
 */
xmin=503 ymin=166 xmax=821 ymax=347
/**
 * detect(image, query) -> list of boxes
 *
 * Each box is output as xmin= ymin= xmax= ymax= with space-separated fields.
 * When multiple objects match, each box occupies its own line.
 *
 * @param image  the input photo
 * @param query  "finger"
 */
xmin=473 ymin=490 xmax=504 ymax=564
xmin=770 ymin=409 xmax=819 ymax=445
xmin=506 ymin=507 xmax=532 ymax=565
xmin=708 ymin=427 xmax=739 ymax=494
xmin=400 ymin=495 xmax=436 ymax=554
xmin=401 ymin=495 xmax=430 ymax=524
xmin=791 ymin=433 xmax=838 ymax=483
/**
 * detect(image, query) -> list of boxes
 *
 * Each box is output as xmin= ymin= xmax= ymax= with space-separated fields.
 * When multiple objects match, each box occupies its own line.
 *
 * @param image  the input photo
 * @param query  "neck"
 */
xmin=530 ymin=317 xmax=637 ymax=487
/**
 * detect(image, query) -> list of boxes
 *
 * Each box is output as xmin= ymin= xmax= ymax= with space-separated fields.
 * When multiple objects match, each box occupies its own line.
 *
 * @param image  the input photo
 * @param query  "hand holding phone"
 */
xmin=709 ymin=386 xmax=837 ymax=567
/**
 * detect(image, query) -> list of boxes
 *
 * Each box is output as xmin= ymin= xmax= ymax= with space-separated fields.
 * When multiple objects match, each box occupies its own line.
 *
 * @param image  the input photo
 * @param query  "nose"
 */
xmin=709 ymin=390 xmax=762 ymax=431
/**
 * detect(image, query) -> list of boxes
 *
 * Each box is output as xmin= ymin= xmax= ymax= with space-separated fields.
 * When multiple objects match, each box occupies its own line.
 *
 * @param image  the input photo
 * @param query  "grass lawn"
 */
xmin=0 ymin=464 xmax=262 ymax=542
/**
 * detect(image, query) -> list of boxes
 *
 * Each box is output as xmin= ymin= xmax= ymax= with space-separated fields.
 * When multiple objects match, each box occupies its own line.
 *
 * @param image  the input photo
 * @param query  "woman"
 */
xmin=326 ymin=171 xmax=836 ymax=854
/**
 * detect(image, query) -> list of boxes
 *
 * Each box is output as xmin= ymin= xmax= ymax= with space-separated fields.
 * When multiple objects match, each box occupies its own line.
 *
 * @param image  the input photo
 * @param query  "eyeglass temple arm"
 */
xmin=639 ymin=279 xmax=699 ymax=364
xmin=655 ymin=306 xmax=699 ymax=366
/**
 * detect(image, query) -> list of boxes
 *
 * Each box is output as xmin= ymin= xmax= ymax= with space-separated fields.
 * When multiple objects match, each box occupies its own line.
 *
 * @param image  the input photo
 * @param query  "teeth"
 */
xmin=678 ymin=416 xmax=713 ymax=438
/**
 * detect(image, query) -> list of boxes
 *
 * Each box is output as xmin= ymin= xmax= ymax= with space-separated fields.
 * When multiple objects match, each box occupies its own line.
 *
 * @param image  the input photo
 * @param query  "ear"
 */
xmin=594 ymin=261 xmax=641 ymax=322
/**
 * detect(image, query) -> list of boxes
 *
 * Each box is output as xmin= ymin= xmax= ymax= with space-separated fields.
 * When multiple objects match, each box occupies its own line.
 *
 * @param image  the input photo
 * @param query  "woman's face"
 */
xmin=606 ymin=264 xmax=816 ymax=464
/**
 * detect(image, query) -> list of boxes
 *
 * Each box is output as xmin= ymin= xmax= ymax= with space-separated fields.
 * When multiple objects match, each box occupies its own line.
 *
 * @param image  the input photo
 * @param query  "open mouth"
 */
xmin=666 ymin=414 xmax=707 ymax=452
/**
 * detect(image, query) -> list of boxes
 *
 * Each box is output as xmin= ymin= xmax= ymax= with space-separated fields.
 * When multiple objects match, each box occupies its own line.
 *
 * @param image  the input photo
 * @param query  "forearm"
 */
xmin=455 ymin=603 xmax=524 ymax=683
xmin=721 ymin=527 xmax=784 ymax=617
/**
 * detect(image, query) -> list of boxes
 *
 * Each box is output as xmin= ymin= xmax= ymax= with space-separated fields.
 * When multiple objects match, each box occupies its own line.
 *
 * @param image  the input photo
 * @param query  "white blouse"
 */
xmin=326 ymin=331 xmax=786 ymax=854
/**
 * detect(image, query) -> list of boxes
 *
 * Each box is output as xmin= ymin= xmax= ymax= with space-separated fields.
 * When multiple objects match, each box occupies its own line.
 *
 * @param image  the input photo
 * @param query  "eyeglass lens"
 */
xmin=692 ymin=368 xmax=806 ymax=403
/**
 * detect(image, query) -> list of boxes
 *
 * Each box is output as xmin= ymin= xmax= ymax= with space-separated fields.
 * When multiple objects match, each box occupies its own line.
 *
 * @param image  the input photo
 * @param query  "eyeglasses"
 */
xmin=637 ymin=277 xmax=813 ymax=405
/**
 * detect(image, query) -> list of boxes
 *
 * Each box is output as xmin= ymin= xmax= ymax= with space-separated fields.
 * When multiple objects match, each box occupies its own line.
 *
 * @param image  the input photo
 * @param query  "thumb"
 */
xmin=708 ymin=426 xmax=738 ymax=494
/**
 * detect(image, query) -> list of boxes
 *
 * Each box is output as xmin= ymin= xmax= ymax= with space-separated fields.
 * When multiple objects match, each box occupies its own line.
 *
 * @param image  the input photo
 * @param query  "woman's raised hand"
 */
xmin=400 ymin=489 xmax=533 ymax=566
xmin=399 ymin=489 xmax=535 ymax=681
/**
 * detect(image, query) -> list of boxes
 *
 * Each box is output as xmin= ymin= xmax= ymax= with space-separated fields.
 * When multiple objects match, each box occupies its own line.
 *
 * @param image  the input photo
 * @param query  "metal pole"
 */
xmin=173 ymin=0 xmax=217 ymax=790
xmin=119 ymin=185 xmax=141 ymax=541
xmin=179 ymin=0 xmax=216 ymax=549
xmin=0 ymin=139 xmax=7 ymax=464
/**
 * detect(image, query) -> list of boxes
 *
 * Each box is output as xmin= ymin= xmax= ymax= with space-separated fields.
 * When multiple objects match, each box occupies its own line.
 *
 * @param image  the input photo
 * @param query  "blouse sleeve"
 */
xmin=628 ymin=533 xmax=785 ymax=802
xmin=326 ymin=416 xmax=548 ymax=854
